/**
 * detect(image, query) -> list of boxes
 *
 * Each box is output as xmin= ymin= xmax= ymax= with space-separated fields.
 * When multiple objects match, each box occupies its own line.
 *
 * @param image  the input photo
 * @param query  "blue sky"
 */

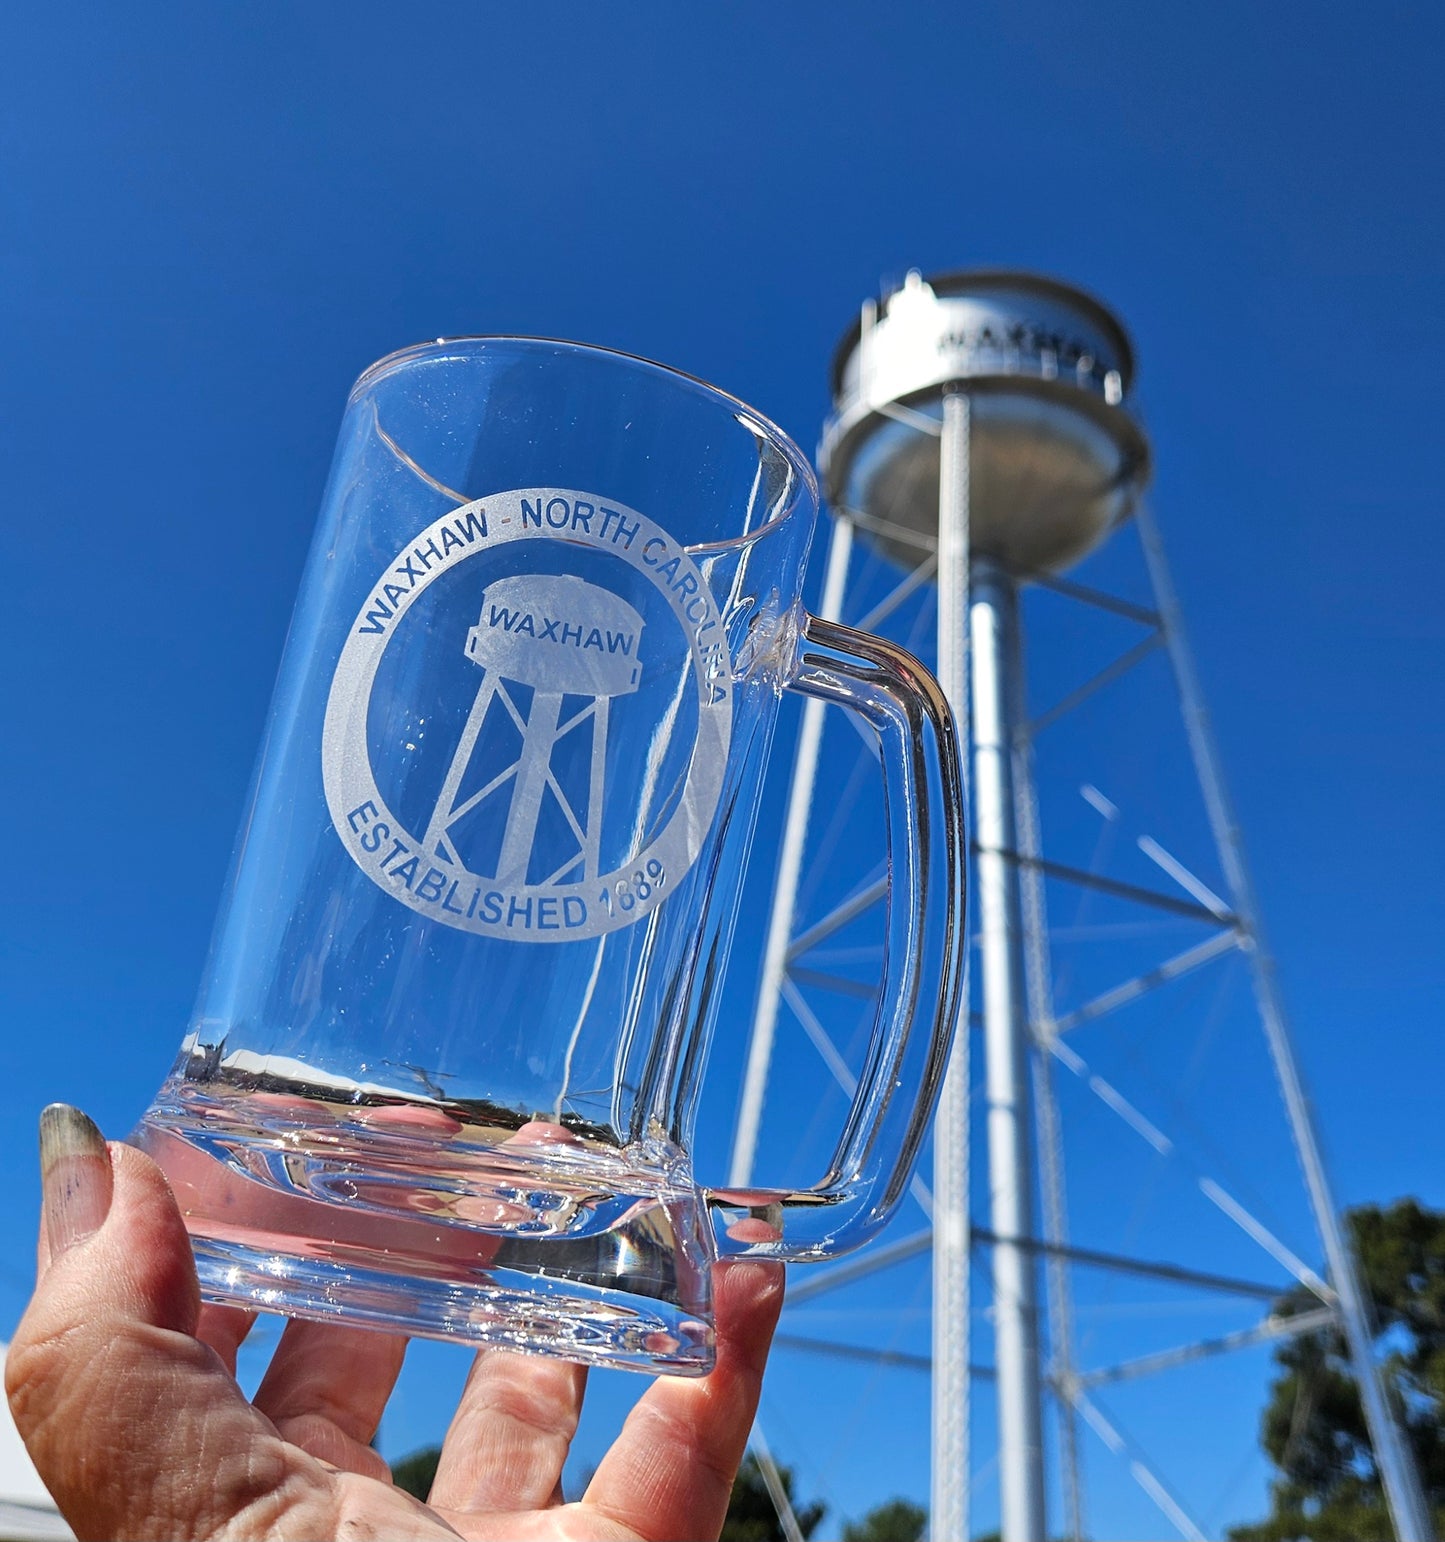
xmin=2 ymin=4 xmax=1442 ymax=1537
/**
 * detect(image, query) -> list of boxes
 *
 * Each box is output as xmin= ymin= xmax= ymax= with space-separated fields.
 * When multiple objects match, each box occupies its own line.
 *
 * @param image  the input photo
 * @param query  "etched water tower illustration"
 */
xmin=424 ymin=573 xmax=645 ymax=888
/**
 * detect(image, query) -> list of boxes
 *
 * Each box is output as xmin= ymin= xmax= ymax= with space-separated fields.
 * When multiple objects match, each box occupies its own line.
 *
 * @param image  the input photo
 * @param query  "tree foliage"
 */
xmin=1229 ymin=1200 xmax=1445 ymax=1541
xmin=391 ymin=1443 xmax=442 ymax=1502
xmin=841 ymin=1496 xmax=928 ymax=1542
xmin=721 ymin=1451 xmax=826 ymax=1542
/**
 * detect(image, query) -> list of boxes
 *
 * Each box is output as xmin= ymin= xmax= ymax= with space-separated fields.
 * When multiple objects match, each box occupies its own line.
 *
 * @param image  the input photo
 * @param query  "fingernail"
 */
xmin=39 ymin=1103 xmax=113 ymax=1255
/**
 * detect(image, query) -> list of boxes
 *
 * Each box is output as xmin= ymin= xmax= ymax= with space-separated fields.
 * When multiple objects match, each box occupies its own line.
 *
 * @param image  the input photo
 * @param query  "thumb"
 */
xmin=5 ymin=1106 xmax=332 ymax=1541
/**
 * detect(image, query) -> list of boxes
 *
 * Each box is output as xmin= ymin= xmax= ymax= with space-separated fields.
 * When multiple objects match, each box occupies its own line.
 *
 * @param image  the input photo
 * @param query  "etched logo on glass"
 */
xmin=426 ymin=573 xmax=643 ymax=887
xmin=322 ymin=490 xmax=733 ymax=941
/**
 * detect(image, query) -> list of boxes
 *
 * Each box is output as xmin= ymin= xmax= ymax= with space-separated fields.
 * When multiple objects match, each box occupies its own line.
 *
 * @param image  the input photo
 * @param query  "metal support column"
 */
xmin=730 ymin=515 xmax=855 ymax=1188
xmin=1013 ymin=690 xmax=1085 ymax=1542
xmin=932 ymin=388 xmax=972 ymax=1542
xmin=973 ymin=555 xmax=1048 ymax=1542
xmin=1136 ymin=503 xmax=1435 ymax=1542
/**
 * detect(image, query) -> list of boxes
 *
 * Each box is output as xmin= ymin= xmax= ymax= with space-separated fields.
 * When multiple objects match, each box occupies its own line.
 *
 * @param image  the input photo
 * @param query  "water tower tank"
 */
xmin=821 ymin=269 xmax=1151 ymax=575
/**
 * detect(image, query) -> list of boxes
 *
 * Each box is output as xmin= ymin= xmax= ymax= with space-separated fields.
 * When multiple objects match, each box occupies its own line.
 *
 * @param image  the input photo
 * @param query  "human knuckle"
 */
xmin=4 ymin=1319 xmax=88 ymax=1436
xmin=479 ymin=1379 xmax=578 ymax=1441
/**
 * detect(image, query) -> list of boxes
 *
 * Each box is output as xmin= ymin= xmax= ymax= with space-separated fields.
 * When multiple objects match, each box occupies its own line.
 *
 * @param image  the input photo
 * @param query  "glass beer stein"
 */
xmin=131 ymin=338 xmax=965 ymax=1376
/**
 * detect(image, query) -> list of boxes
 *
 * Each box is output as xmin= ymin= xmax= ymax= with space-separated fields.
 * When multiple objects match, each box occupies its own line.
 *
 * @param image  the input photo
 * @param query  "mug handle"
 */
xmin=707 ymin=612 xmax=967 ymax=1261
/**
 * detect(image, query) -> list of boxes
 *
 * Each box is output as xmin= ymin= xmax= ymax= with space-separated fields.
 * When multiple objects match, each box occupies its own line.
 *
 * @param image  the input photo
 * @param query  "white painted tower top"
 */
xmin=821 ymin=268 xmax=1151 ymax=575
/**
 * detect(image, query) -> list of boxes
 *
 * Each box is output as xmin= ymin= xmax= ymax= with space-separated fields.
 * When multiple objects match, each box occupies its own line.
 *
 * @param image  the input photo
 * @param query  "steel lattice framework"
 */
xmin=728 ymin=272 xmax=1432 ymax=1542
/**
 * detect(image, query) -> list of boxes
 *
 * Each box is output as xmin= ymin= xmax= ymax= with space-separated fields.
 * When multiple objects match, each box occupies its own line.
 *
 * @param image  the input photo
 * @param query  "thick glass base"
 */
xmin=187 ymin=1233 xmax=715 ymax=1374
xmin=132 ymin=1076 xmax=717 ymax=1376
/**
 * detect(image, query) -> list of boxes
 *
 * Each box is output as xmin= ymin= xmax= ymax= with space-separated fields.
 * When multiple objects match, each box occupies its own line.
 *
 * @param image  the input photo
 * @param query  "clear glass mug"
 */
xmin=131 ymin=338 xmax=966 ymax=1376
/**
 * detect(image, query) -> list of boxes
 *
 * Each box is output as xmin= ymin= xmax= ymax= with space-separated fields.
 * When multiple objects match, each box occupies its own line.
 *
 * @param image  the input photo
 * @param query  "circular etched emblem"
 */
xmin=323 ymin=490 xmax=733 ymax=941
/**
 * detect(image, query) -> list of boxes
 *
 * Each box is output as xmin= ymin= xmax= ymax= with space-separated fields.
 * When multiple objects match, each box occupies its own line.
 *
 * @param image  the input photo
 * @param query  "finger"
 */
xmin=6 ymin=1109 xmax=346 ymax=1541
xmin=252 ymin=1319 xmax=407 ymax=1482
xmin=195 ymin=1303 xmax=258 ymax=1376
xmin=34 ymin=1213 xmax=51 ymax=1282
xmin=32 ymin=1112 xmax=260 ymax=1377
xmin=584 ymin=1260 xmax=785 ymax=1541
xmin=33 ymin=1101 xmax=111 ymax=1279
xmin=429 ymin=1350 xmax=587 ymax=1512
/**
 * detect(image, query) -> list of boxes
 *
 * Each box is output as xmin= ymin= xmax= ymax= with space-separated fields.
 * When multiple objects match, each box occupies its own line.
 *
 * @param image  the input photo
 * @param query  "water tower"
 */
xmin=424 ymin=573 xmax=644 ymax=886
xmin=730 ymin=271 xmax=1431 ymax=1541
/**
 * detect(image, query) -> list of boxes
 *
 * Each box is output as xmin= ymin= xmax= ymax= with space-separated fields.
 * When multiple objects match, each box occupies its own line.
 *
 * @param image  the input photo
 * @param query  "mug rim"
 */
xmin=348 ymin=334 xmax=820 ymax=543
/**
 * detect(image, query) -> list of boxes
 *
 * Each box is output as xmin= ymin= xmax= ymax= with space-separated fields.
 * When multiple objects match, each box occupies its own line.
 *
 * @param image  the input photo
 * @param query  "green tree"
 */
xmin=721 ymin=1451 xmax=826 ymax=1542
xmin=842 ymin=1496 xmax=927 ymax=1542
xmin=391 ymin=1443 xmax=442 ymax=1501
xmin=1229 ymin=1200 xmax=1445 ymax=1541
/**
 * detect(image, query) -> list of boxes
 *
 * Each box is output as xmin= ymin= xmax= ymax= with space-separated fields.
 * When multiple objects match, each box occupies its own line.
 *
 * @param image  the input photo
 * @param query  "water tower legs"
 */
xmin=1136 ymin=505 xmax=1436 ymax=1542
xmin=932 ymin=386 xmax=1047 ymax=1542
xmin=971 ymin=556 xmax=1049 ymax=1542
xmin=931 ymin=389 xmax=973 ymax=1542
